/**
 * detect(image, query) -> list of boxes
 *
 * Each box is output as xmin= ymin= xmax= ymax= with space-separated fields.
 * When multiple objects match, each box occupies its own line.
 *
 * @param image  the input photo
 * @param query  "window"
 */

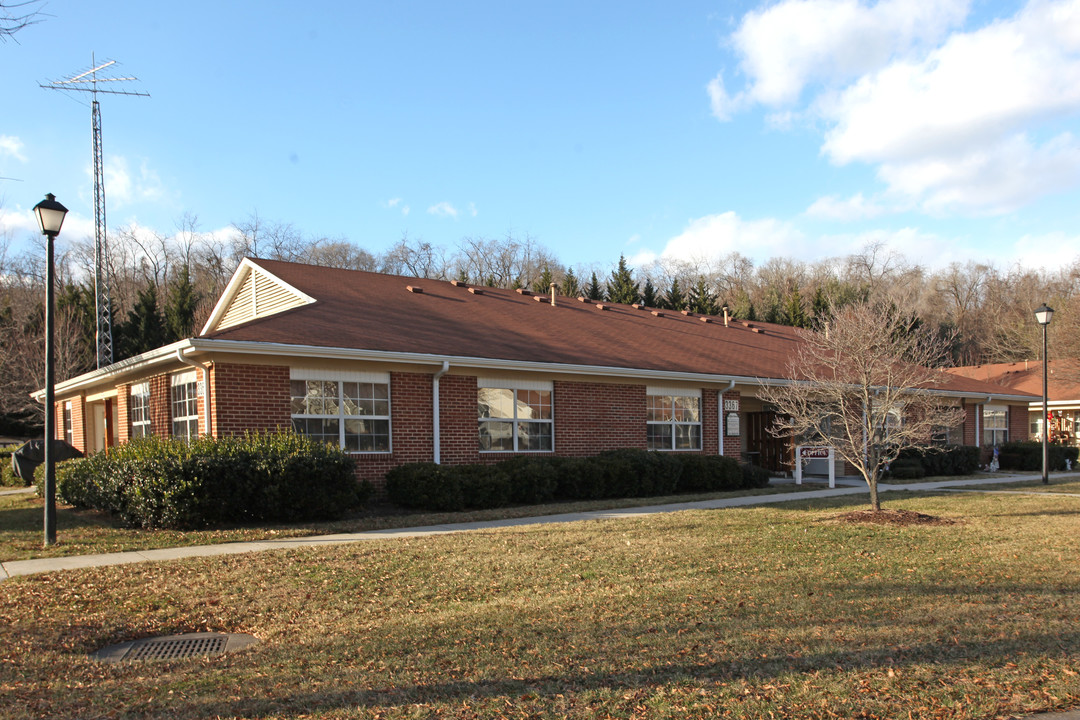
xmin=130 ymin=382 xmax=151 ymax=438
xmin=478 ymin=381 xmax=553 ymax=452
xmin=63 ymin=401 xmax=73 ymax=446
xmin=983 ymin=405 xmax=1008 ymax=446
xmin=171 ymin=372 xmax=200 ymax=441
xmin=290 ymin=377 xmax=390 ymax=452
xmin=647 ymin=388 xmax=701 ymax=451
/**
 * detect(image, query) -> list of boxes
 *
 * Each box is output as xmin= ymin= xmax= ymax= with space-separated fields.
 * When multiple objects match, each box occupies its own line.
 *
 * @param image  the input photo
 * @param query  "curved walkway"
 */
xmin=4 ymin=472 xmax=1077 ymax=581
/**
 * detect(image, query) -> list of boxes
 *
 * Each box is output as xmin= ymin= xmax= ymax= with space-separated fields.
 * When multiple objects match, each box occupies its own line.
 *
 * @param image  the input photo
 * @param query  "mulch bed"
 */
xmin=831 ymin=508 xmax=959 ymax=526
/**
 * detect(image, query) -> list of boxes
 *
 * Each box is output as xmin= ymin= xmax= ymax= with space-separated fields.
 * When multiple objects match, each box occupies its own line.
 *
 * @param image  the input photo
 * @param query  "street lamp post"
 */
xmin=1035 ymin=303 xmax=1054 ymax=485
xmin=33 ymin=193 xmax=68 ymax=546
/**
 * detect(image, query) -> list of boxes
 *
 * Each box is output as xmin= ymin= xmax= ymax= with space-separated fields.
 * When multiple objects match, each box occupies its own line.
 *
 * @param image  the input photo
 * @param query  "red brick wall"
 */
xmin=1009 ymin=403 xmax=1029 ymax=442
xmin=70 ymin=398 xmax=85 ymax=452
xmin=116 ymin=384 xmax=131 ymax=444
xmin=437 ymin=373 xmax=480 ymax=466
xmin=209 ymin=363 xmax=291 ymax=437
xmin=352 ymin=371 xmax=438 ymax=486
xmin=702 ymin=389 xmax=719 ymax=455
xmin=553 ymin=380 xmax=646 ymax=455
xmin=721 ymin=390 xmax=742 ymax=457
xmin=149 ymin=374 xmax=171 ymax=437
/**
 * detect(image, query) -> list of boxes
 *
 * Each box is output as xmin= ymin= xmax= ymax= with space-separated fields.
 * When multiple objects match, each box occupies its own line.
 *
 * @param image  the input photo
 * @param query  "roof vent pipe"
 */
xmin=722 ymin=305 xmax=729 ymax=327
xmin=550 ymin=282 xmax=557 ymax=307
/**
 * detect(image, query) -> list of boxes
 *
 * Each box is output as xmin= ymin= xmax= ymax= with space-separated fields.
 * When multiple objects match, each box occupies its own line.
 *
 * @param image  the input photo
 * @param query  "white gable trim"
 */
xmin=199 ymin=258 xmax=317 ymax=336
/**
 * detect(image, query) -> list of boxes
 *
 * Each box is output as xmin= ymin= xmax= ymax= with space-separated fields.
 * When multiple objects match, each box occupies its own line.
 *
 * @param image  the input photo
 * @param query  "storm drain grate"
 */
xmin=91 ymin=632 xmax=258 ymax=663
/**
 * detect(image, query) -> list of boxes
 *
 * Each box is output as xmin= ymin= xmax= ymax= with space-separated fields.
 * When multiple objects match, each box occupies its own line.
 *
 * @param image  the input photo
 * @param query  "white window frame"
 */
xmin=477 ymin=379 xmax=554 ymax=453
xmin=171 ymin=371 xmax=199 ymax=442
xmin=647 ymin=386 xmax=702 ymax=451
xmin=982 ymin=405 xmax=1008 ymax=446
xmin=63 ymin=401 xmax=73 ymax=446
xmin=130 ymin=382 xmax=151 ymax=438
xmin=290 ymin=369 xmax=392 ymax=454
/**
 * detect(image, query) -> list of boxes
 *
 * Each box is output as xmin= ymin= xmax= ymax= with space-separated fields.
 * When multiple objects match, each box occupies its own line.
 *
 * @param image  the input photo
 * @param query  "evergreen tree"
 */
xmin=732 ymin=288 xmax=756 ymax=321
xmin=117 ymin=286 xmax=167 ymax=359
xmin=585 ymin=272 xmax=604 ymax=301
xmin=762 ymin=287 xmax=783 ymax=324
xmin=165 ymin=265 xmax=201 ymax=342
xmin=662 ymin=278 xmax=685 ymax=311
xmin=642 ymin=278 xmax=658 ymax=308
xmin=810 ymin=285 xmax=830 ymax=324
xmin=688 ymin=277 xmax=719 ymax=315
xmin=784 ymin=286 xmax=807 ymax=328
xmin=532 ymin=267 xmax=554 ymax=295
xmin=606 ymin=255 xmax=640 ymax=305
xmin=561 ymin=266 xmax=580 ymax=298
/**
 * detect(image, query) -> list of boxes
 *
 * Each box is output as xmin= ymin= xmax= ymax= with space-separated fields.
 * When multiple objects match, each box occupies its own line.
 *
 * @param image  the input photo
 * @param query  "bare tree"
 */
xmin=1 ymin=0 xmax=44 ymax=41
xmin=380 ymin=233 xmax=447 ymax=279
xmin=758 ymin=302 xmax=965 ymax=511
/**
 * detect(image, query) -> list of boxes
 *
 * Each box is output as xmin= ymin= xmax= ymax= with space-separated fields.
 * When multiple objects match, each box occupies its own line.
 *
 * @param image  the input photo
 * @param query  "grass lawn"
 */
xmin=945 ymin=478 xmax=1080 ymax=494
xmin=2 ymin=490 xmax=1078 ymax=719
xmin=0 ymin=482 xmax=830 ymax=562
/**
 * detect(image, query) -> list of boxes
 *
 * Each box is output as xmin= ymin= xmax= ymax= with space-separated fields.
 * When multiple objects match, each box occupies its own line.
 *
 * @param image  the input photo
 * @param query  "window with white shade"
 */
xmin=290 ymin=370 xmax=391 ymax=453
xmin=983 ymin=405 xmax=1008 ymax=446
xmin=130 ymin=382 xmax=151 ymax=438
xmin=647 ymin=387 xmax=702 ymax=451
xmin=171 ymin=372 xmax=199 ymax=441
xmin=478 ymin=379 xmax=553 ymax=452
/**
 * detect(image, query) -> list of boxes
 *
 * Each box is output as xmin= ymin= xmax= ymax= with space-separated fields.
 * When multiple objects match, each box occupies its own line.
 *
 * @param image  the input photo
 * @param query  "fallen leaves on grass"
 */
xmin=830 ymin=509 xmax=959 ymax=526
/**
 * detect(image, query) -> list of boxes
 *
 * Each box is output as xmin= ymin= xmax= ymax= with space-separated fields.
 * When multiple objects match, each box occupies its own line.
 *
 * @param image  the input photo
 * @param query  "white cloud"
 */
xmin=0 ymin=206 xmax=95 ymax=243
xmin=468 ymin=202 xmax=478 ymax=217
xmin=657 ymin=211 xmax=809 ymax=264
xmin=725 ymin=0 xmax=970 ymax=108
xmin=805 ymin=192 xmax=890 ymax=220
xmin=98 ymin=155 xmax=166 ymax=209
xmin=427 ymin=201 xmax=459 ymax=219
xmin=713 ymin=0 xmax=1080 ymax=215
xmin=385 ymin=197 xmax=411 ymax=215
xmin=0 ymin=135 xmax=27 ymax=163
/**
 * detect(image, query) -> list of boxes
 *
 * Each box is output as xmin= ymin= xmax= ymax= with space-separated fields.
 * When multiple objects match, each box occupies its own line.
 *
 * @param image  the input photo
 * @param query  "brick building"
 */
xmin=44 ymin=258 xmax=1036 ymax=487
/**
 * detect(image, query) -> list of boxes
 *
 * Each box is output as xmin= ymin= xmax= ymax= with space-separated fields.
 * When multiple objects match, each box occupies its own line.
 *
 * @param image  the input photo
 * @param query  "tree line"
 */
xmin=1 ymin=210 xmax=1077 ymax=432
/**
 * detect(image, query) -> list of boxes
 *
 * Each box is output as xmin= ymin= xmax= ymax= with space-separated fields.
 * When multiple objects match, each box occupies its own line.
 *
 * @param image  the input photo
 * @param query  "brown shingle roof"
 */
xmin=201 ymin=258 xmax=1036 ymax=399
xmin=204 ymin=259 xmax=804 ymax=379
xmin=947 ymin=360 xmax=1080 ymax=401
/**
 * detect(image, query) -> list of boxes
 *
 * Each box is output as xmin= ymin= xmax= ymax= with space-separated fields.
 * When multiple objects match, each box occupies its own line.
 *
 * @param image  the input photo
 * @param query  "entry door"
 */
xmin=92 ymin=403 xmax=106 ymax=453
xmin=745 ymin=412 xmax=790 ymax=473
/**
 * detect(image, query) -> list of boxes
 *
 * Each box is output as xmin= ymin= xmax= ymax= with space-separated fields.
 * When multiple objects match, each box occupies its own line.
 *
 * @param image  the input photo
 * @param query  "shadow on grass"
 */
xmin=169 ymin=625 xmax=1080 ymax=718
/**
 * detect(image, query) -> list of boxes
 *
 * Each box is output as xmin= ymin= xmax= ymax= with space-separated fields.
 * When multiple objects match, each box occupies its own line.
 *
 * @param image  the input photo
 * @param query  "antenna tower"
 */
xmin=41 ymin=55 xmax=149 ymax=368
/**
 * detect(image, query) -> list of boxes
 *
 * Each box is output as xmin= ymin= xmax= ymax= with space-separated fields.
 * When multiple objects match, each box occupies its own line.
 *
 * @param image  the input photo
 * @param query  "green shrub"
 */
xmin=998 ymin=441 xmax=1079 ymax=471
xmin=740 ymin=462 xmax=771 ymax=488
xmin=41 ymin=432 xmax=366 ymax=529
xmin=896 ymin=445 xmax=980 ymax=477
xmin=387 ymin=450 xmax=763 ymax=512
xmin=0 ymin=446 xmax=22 ymax=487
xmin=888 ymin=458 xmax=925 ymax=480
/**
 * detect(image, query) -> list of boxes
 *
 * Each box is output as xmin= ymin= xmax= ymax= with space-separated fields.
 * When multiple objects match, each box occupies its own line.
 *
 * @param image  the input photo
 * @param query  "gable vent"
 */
xmin=215 ymin=265 xmax=312 ymax=332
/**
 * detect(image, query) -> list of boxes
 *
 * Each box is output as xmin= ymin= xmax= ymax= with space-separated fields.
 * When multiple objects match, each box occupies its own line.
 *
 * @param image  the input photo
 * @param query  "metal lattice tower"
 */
xmin=41 ymin=55 xmax=149 ymax=368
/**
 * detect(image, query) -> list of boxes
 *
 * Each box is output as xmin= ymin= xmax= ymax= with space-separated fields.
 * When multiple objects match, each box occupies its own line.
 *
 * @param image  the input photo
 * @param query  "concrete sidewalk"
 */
xmin=3 ymin=472 xmax=1078 ymax=581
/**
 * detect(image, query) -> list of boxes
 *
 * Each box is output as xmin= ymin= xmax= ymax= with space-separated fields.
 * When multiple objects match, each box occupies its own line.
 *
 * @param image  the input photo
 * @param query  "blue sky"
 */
xmin=2 ymin=0 xmax=1079 ymax=274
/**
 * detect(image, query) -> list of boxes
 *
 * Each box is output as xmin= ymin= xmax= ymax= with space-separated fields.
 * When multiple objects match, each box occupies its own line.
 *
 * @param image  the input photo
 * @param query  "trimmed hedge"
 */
xmin=1 ymin=446 xmax=21 ymax=487
xmin=895 ymin=445 xmax=981 ymax=477
xmin=35 ymin=432 xmax=370 ymax=529
xmin=997 ymin=441 xmax=1079 ymax=471
xmin=386 ymin=449 xmax=767 ymax=511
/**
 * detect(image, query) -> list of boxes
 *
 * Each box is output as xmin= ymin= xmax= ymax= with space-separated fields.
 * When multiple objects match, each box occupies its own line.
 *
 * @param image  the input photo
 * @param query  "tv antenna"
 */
xmin=41 ymin=54 xmax=149 ymax=368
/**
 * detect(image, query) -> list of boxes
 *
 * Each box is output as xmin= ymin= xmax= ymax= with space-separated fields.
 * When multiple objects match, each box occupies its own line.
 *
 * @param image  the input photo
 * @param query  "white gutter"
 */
xmin=176 ymin=348 xmax=211 ymax=436
xmin=433 ymin=360 xmax=450 ymax=464
xmin=37 ymin=337 xmax=1038 ymax=406
xmin=718 ymin=380 xmax=735 ymax=456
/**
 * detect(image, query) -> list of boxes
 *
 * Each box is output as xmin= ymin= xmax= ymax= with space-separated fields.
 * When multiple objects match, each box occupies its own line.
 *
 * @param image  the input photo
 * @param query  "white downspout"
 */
xmin=176 ymin=348 xmax=211 ymax=436
xmin=433 ymin=360 xmax=450 ymax=464
xmin=718 ymin=380 xmax=735 ymax=456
